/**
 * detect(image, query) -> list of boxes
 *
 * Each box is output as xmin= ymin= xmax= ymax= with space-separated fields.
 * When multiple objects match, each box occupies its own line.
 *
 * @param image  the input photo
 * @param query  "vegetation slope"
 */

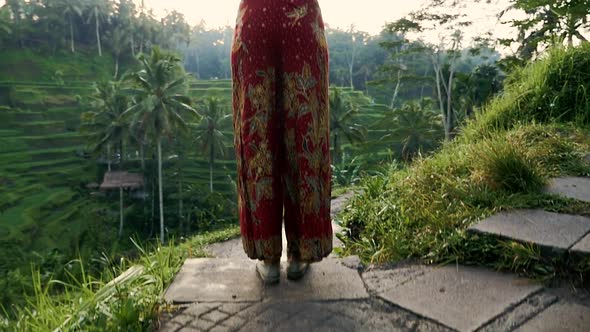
xmin=339 ymin=44 xmax=590 ymax=281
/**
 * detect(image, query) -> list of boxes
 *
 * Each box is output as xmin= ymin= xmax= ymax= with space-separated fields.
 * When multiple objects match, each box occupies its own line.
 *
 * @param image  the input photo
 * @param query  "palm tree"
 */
xmin=106 ymin=28 xmax=130 ymax=78
xmin=86 ymin=0 xmax=109 ymax=56
xmin=80 ymin=81 xmax=130 ymax=237
xmin=380 ymin=99 xmax=443 ymax=161
xmin=329 ymin=88 xmax=367 ymax=165
xmin=195 ymin=97 xmax=231 ymax=192
xmin=57 ymin=0 xmax=83 ymax=53
xmin=0 ymin=6 xmax=12 ymax=36
xmin=124 ymin=47 xmax=199 ymax=243
xmin=5 ymin=0 xmax=24 ymax=47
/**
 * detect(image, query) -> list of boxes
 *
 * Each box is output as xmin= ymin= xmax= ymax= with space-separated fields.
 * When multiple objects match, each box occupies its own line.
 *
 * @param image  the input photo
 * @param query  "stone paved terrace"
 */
xmin=159 ymin=189 xmax=590 ymax=332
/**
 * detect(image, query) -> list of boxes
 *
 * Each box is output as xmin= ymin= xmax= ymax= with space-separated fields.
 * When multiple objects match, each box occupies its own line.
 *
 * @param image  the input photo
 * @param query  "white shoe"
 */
xmin=256 ymin=261 xmax=280 ymax=284
xmin=287 ymin=260 xmax=309 ymax=280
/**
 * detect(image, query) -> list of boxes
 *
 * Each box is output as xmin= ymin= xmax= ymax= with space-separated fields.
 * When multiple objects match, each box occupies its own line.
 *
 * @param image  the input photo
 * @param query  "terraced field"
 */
xmin=0 ymin=80 xmax=243 ymax=261
xmin=0 ymin=79 xmax=395 ymax=266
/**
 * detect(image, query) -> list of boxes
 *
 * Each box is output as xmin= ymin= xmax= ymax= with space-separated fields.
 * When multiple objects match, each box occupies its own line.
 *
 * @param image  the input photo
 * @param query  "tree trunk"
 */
xmin=209 ymin=143 xmax=214 ymax=192
xmin=432 ymin=60 xmax=449 ymax=141
xmin=140 ymin=144 xmax=145 ymax=170
xmin=119 ymin=186 xmax=124 ymax=237
xmin=157 ymin=138 xmax=165 ymax=243
xmin=149 ymin=178 xmax=155 ymax=237
xmin=131 ymin=34 xmax=136 ymax=57
xmin=107 ymin=143 xmax=112 ymax=171
xmin=333 ymin=133 xmax=340 ymax=165
xmin=390 ymin=71 xmax=402 ymax=108
xmin=178 ymin=176 xmax=183 ymax=219
xmin=195 ymin=49 xmax=201 ymax=79
xmin=120 ymin=139 xmax=124 ymax=167
xmin=114 ymin=55 xmax=119 ymax=79
xmin=69 ymin=15 xmax=75 ymax=53
xmin=95 ymin=8 xmax=102 ymax=57
xmin=446 ymin=66 xmax=455 ymax=140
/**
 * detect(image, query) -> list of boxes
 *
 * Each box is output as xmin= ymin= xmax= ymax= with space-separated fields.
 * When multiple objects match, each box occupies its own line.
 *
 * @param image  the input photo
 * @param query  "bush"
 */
xmin=470 ymin=138 xmax=544 ymax=193
xmin=467 ymin=44 xmax=590 ymax=137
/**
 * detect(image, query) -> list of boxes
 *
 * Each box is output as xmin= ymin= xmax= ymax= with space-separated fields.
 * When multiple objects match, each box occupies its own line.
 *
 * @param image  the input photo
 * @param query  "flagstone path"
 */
xmin=159 ymin=184 xmax=590 ymax=332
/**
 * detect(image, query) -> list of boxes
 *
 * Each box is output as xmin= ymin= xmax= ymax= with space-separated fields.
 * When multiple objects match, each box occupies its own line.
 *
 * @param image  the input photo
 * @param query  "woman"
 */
xmin=231 ymin=0 xmax=332 ymax=284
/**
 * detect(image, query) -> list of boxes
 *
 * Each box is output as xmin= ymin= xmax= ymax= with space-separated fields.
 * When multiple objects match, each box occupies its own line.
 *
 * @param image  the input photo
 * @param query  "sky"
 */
xmin=142 ymin=0 xmax=514 ymax=39
xmin=143 ymin=0 xmax=425 ymax=34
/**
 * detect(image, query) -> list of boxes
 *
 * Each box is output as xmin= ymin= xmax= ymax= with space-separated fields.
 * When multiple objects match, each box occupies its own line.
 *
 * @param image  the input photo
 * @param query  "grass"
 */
xmin=338 ymin=123 xmax=590 ymax=277
xmin=338 ymin=45 xmax=590 ymax=281
xmin=2 ymin=226 xmax=240 ymax=332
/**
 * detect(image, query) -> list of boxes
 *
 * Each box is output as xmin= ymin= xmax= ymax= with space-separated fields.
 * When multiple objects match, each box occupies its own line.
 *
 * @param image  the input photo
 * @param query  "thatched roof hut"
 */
xmin=100 ymin=171 xmax=144 ymax=190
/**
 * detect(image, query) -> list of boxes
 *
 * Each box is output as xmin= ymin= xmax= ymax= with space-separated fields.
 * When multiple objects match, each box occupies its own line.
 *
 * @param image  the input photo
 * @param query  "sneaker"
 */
xmin=256 ymin=261 xmax=280 ymax=284
xmin=287 ymin=260 xmax=309 ymax=280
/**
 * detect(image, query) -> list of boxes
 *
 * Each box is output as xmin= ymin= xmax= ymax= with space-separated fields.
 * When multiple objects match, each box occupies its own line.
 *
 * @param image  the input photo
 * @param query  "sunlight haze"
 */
xmin=142 ymin=0 xmax=510 ymax=37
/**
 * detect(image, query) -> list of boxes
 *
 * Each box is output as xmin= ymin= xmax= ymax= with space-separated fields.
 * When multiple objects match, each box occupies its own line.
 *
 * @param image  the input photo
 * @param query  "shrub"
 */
xmin=466 ymin=44 xmax=590 ymax=137
xmin=470 ymin=138 xmax=544 ymax=193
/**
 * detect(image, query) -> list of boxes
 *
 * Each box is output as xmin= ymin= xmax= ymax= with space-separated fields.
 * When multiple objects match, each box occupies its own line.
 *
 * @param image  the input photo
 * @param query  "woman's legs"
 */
xmin=280 ymin=0 xmax=333 ymax=263
xmin=231 ymin=0 xmax=332 ymax=265
xmin=231 ymin=0 xmax=284 ymax=262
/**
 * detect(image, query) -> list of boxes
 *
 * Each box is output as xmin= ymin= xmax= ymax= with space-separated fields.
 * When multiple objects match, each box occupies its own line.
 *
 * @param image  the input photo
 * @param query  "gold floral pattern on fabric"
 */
xmin=286 ymin=5 xmax=308 ymax=27
xmin=242 ymin=236 xmax=283 ymax=261
xmin=286 ymin=236 xmax=333 ymax=263
xmin=312 ymin=11 xmax=328 ymax=50
xmin=282 ymin=60 xmax=330 ymax=218
xmin=232 ymin=4 xmax=248 ymax=54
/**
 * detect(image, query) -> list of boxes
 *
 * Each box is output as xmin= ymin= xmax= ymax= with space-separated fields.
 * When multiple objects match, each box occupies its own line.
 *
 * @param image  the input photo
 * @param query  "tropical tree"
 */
xmin=0 ymin=6 xmax=11 ymax=47
xmin=57 ymin=0 xmax=83 ymax=53
xmin=80 ymin=80 xmax=130 ymax=237
xmin=500 ymin=0 xmax=590 ymax=60
xmin=195 ymin=97 xmax=231 ymax=192
xmin=105 ymin=28 xmax=130 ymax=78
xmin=124 ymin=47 xmax=199 ymax=243
xmin=5 ymin=0 xmax=24 ymax=48
xmin=86 ymin=0 xmax=110 ymax=56
xmin=380 ymin=99 xmax=443 ymax=161
xmin=454 ymin=63 xmax=504 ymax=119
xmin=329 ymin=88 xmax=367 ymax=165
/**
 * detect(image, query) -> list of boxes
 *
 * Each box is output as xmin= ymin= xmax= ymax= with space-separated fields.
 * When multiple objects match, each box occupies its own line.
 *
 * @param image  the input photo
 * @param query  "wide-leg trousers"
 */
xmin=231 ymin=0 xmax=332 ymax=262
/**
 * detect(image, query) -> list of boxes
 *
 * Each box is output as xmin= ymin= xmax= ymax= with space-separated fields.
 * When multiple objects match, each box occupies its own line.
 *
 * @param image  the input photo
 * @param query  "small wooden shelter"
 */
xmin=100 ymin=171 xmax=145 ymax=236
xmin=100 ymin=171 xmax=144 ymax=190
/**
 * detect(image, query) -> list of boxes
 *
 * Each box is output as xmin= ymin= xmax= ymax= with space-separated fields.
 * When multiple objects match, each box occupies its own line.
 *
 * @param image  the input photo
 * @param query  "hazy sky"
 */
xmin=143 ymin=0 xmax=513 ymax=38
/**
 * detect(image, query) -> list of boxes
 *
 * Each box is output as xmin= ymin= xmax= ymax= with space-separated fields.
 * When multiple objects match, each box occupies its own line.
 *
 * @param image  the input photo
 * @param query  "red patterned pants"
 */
xmin=231 ymin=0 xmax=332 ymax=262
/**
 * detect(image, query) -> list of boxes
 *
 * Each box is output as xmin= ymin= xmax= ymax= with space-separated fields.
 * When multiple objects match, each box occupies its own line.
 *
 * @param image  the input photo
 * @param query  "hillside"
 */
xmin=339 ymin=44 xmax=590 ymax=279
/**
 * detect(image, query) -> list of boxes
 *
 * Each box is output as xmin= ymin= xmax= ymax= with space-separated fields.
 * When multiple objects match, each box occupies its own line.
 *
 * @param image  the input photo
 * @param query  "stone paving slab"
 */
xmin=164 ymin=257 xmax=367 ymax=304
xmin=164 ymin=259 xmax=262 ymax=303
xmin=159 ymin=299 xmax=451 ymax=332
xmin=478 ymin=292 xmax=557 ymax=332
xmin=367 ymin=265 xmax=543 ymax=332
xmin=468 ymin=209 xmax=590 ymax=251
xmin=571 ymin=233 xmax=590 ymax=254
xmin=515 ymin=301 xmax=590 ymax=332
xmin=546 ymin=177 xmax=590 ymax=203
xmin=263 ymin=257 xmax=369 ymax=301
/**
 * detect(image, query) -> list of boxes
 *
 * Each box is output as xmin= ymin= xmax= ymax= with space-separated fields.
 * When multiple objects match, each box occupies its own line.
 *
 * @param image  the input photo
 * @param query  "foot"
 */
xmin=256 ymin=260 xmax=280 ymax=284
xmin=287 ymin=260 xmax=309 ymax=280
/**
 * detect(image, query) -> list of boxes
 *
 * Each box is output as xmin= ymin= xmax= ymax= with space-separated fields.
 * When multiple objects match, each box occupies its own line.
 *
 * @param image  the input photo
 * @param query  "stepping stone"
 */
xmin=515 ymin=301 xmax=590 ymax=332
xmin=164 ymin=259 xmax=262 ymax=303
xmin=365 ymin=265 xmax=542 ymax=332
xmin=545 ymin=177 xmax=590 ymax=203
xmin=263 ymin=256 xmax=368 ymax=301
xmin=164 ymin=257 xmax=368 ymax=304
xmin=571 ymin=233 xmax=590 ymax=254
xmin=468 ymin=209 xmax=590 ymax=251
